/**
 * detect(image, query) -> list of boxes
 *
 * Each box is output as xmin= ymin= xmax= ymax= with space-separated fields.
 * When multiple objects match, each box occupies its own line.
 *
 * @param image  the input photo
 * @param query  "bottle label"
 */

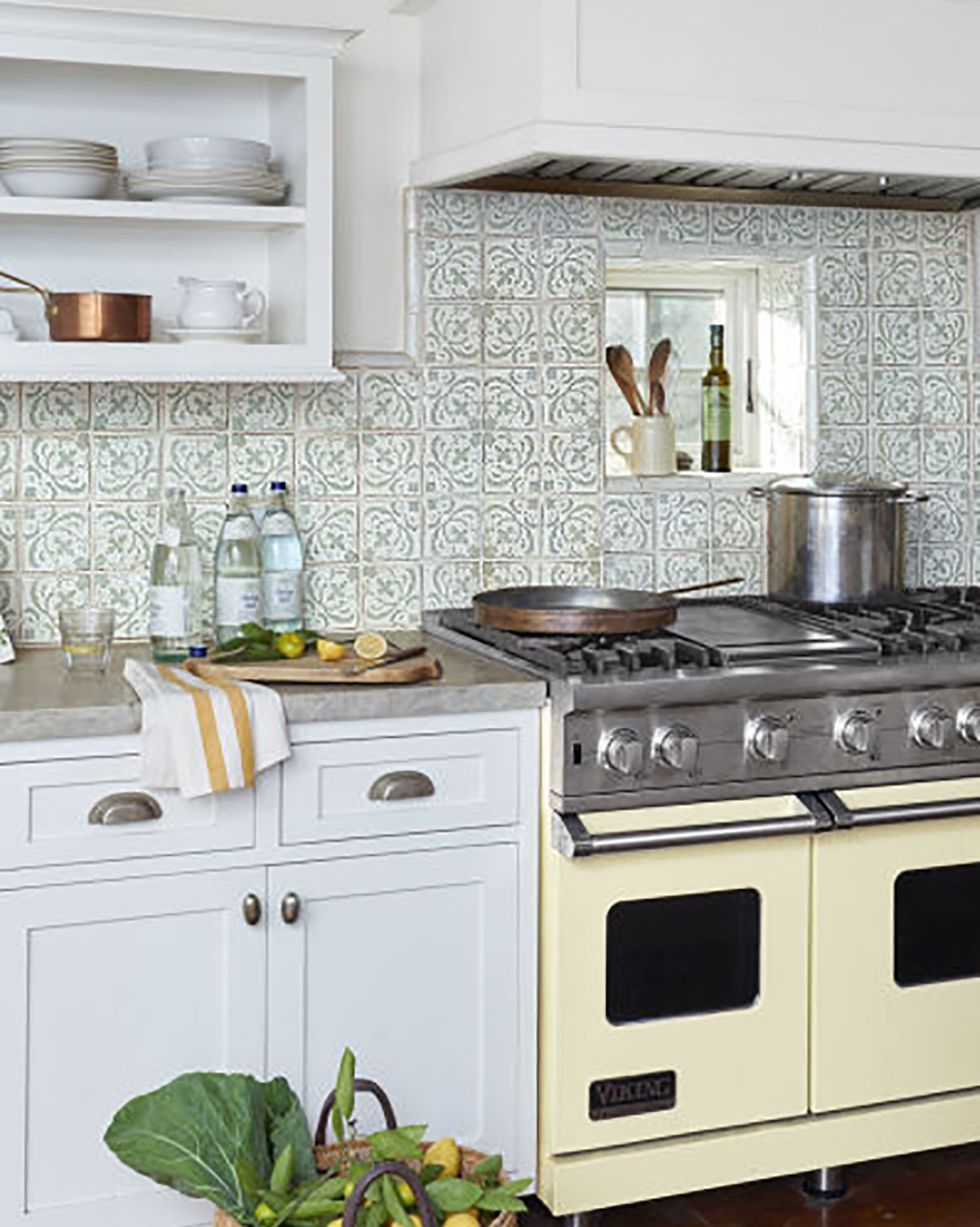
xmin=702 ymin=387 xmax=731 ymax=442
xmin=216 ymin=577 xmax=261 ymax=628
xmin=262 ymin=572 xmax=303 ymax=622
xmin=149 ymin=586 xmax=188 ymax=637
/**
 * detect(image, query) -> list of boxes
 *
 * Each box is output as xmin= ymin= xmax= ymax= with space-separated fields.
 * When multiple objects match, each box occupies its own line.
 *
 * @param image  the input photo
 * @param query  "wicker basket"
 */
xmin=212 ymin=1078 xmax=518 ymax=1227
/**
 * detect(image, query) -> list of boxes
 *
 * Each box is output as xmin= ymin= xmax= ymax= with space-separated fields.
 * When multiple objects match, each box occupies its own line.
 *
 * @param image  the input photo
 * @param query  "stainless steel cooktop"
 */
xmin=426 ymin=589 xmax=980 ymax=810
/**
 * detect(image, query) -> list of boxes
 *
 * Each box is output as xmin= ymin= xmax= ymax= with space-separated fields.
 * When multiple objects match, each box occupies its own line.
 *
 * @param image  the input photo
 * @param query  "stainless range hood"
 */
xmin=459 ymin=158 xmax=980 ymax=212
xmin=406 ymin=0 xmax=980 ymax=212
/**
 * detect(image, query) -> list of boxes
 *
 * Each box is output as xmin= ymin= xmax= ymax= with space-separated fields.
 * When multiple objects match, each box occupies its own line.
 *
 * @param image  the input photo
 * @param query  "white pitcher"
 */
xmin=177 ymin=277 xmax=266 ymax=331
xmin=611 ymin=415 xmax=676 ymax=476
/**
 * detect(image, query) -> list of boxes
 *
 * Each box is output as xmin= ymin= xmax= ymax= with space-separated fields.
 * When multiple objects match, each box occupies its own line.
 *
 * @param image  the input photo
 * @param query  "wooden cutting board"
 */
xmin=186 ymin=651 xmax=443 ymax=686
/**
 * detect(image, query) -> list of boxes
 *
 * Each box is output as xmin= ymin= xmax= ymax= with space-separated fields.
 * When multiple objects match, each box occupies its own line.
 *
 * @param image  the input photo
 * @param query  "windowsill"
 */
xmin=605 ymin=470 xmax=802 ymax=492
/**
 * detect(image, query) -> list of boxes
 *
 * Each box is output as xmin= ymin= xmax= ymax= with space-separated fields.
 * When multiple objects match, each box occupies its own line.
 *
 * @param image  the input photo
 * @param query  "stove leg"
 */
xmin=803 ymin=1166 xmax=847 ymax=1200
xmin=562 ymin=1214 xmax=601 ymax=1227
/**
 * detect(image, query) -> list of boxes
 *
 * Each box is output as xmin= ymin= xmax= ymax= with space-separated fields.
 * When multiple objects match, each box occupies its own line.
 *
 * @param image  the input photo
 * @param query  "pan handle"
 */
xmin=658 ymin=576 xmax=743 ymax=599
xmin=747 ymin=486 xmax=769 ymax=499
xmin=0 ymin=268 xmax=50 ymax=304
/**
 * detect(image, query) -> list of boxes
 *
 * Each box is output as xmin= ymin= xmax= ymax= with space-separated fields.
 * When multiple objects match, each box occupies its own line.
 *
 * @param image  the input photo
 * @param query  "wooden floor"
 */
xmin=531 ymin=1143 xmax=980 ymax=1225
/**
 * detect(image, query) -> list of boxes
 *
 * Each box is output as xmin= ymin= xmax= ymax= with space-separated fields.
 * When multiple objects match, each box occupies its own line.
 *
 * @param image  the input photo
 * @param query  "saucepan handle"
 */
xmin=895 ymin=491 xmax=930 ymax=504
xmin=747 ymin=486 xmax=769 ymax=499
xmin=0 ymin=268 xmax=50 ymax=301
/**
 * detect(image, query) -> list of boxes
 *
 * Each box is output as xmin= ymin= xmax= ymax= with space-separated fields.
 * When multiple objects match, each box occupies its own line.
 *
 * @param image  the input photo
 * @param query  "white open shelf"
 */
xmin=0 ymin=3 xmax=357 ymax=382
xmin=0 ymin=196 xmax=306 ymax=230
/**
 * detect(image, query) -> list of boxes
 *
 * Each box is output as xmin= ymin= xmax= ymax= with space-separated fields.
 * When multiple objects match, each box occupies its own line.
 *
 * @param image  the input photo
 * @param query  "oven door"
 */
xmin=811 ymin=779 xmax=980 ymax=1113
xmin=542 ymin=796 xmax=812 ymax=1154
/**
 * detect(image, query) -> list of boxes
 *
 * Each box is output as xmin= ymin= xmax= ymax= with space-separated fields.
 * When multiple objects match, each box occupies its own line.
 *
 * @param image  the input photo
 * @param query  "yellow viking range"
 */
xmin=427 ymin=589 xmax=980 ymax=1216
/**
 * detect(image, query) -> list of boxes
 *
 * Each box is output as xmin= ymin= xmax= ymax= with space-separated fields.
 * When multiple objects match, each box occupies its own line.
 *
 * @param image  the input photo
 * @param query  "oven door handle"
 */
xmin=552 ymin=798 xmax=831 ymax=859
xmin=816 ymin=789 xmax=980 ymax=829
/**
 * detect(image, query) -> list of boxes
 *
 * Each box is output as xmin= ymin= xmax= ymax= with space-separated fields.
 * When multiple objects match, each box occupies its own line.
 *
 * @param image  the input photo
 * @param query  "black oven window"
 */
xmin=606 ymin=888 xmax=761 ymax=1024
xmin=894 ymin=861 xmax=980 ymax=987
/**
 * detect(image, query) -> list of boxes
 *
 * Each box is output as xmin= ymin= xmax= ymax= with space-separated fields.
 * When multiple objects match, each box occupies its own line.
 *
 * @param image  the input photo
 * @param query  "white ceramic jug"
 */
xmin=177 ymin=277 xmax=266 ymax=330
xmin=611 ymin=415 xmax=677 ymax=476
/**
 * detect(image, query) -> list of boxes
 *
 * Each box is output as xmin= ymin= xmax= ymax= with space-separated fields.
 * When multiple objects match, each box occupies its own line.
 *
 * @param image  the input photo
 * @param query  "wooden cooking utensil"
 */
xmin=647 ymin=337 xmax=672 ymax=415
xmin=605 ymin=344 xmax=646 ymax=417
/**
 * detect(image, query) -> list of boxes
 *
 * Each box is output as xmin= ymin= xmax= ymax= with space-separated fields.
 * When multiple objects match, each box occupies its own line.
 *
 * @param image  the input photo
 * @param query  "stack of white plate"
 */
xmin=126 ymin=136 xmax=288 ymax=205
xmin=0 ymin=136 xmax=118 ymax=199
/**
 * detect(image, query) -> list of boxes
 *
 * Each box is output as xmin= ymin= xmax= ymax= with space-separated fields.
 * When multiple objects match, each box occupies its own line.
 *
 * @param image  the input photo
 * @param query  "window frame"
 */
xmin=606 ymin=262 xmax=760 ymax=469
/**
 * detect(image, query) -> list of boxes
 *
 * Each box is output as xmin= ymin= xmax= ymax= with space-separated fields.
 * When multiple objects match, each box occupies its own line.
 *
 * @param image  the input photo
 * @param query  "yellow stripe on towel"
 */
xmin=158 ymin=664 xmax=230 ymax=793
xmin=204 ymin=673 xmax=256 ymax=788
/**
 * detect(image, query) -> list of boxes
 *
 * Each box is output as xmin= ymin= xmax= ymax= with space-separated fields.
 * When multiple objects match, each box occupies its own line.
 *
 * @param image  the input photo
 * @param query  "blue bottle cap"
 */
xmin=270 ymin=480 xmax=288 ymax=492
xmin=231 ymin=482 xmax=248 ymax=494
xmin=188 ymin=645 xmax=208 ymax=658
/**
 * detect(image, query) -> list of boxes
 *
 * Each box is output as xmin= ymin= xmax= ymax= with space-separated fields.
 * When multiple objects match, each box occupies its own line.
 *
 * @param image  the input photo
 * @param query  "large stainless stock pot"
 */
xmin=750 ymin=476 xmax=928 ymax=604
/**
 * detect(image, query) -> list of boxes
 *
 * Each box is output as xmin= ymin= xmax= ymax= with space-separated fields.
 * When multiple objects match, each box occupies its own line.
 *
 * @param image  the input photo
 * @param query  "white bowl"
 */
xmin=146 ymin=136 xmax=271 ymax=171
xmin=0 ymin=166 xmax=115 ymax=198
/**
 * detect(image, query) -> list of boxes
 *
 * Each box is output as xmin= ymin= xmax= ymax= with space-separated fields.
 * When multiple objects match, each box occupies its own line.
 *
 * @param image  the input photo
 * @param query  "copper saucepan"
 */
xmin=0 ymin=268 xmax=151 ymax=342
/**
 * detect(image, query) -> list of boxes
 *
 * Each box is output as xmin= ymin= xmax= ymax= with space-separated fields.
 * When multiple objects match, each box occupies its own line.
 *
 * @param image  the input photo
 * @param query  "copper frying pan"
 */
xmin=473 ymin=577 xmax=743 ymax=635
xmin=0 ymin=268 xmax=151 ymax=342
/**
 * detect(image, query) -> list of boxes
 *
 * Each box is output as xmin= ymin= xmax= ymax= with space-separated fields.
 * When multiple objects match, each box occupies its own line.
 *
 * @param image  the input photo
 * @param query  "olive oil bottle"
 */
xmin=701 ymin=323 xmax=731 ymax=472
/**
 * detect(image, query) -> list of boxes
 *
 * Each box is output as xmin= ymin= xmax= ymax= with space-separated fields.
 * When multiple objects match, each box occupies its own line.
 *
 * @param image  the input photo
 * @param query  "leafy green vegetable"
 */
xmin=332 ymin=1048 xmax=356 ymax=1144
xmin=104 ymin=1072 xmax=314 ymax=1227
xmin=425 ymin=1179 xmax=483 ymax=1214
xmin=471 ymin=1154 xmax=502 ymax=1185
xmin=368 ymin=1125 xmax=426 ymax=1162
xmin=475 ymin=1180 xmax=532 ymax=1215
xmin=382 ymin=1174 xmax=414 ymax=1227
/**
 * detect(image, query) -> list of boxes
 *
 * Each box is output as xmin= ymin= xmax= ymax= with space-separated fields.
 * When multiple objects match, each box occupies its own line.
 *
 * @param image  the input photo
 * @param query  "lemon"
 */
xmin=353 ymin=632 xmax=388 ymax=661
xmin=388 ymin=1217 xmax=422 ymax=1227
xmin=424 ymin=1137 xmax=461 ymax=1180
xmin=275 ymin=631 xmax=307 ymax=660
xmin=326 ymin=1219 xmax=344 ymax=1227
xmin=317 ymin=638 xmax=348 ymax=662
xmin=396 ymin=1179 xmax=415 ymax=1207
xmin=444 ymin=1215 xmax=479 ymax=1227
xmin=343 ymin=1182 xmax=355 ymax=1199
xmin=255 ymin=1204 xmax=278 ymax=1226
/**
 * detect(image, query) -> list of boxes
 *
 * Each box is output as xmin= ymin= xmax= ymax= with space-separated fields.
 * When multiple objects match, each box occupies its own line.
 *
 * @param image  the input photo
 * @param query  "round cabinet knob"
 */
xmin=747 ymin=715 xmax=790 ymax=764
xmin=957 ymin=703 xmax=980 ymax=745
xmin=911 ymin=703 xmax=954 ymax=751
xmin=654 ymin=725 xmax=699 ymax=773
xmin=602 ymin=728 xmax=645 ymax=777
xmin=835 ymin=709 xmax=880 ymax=757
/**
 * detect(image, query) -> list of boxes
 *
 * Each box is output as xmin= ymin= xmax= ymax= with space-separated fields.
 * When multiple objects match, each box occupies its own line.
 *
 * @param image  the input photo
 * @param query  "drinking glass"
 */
xmin=59 ymin=608 xmax=114 ymax=674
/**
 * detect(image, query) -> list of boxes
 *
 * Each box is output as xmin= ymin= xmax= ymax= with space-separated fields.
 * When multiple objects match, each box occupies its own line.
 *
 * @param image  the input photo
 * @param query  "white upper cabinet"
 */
xmin=410 ymin=0 xmax=980 ymax=187
xmin=0 ymin=3 xmax=356 ymax=381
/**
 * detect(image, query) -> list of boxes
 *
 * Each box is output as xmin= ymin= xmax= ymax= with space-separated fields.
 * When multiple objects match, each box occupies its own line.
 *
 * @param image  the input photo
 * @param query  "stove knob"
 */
xmin=602 ymin=729 xmax=645 ymax=777
xmin=957 ymin=703 xmax=980 ymax=745
xmin=911 ymin=703 xmax=954 ymax=751
xmin=835 ymin=709 xmax=880 ymax=757
xmin=747 ymin=715 xmax=790 ymax=764
xmin=654 ymin=725 xmax=699 ymax=773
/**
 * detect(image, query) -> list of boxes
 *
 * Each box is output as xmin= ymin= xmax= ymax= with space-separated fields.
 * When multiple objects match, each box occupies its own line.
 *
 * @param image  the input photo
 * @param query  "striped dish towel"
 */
xmin=124 ymin=659 xmax=290 ymax=798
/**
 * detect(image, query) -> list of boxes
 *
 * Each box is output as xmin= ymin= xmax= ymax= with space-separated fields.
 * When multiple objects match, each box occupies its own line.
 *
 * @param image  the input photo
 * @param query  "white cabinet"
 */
xmin=267 ymin=845 xmax=528 ymax=1171
xmin=410 ymin=0 xmax=980 ymax=187
xmin=0 ymin=709 xmax=540 ymax=1227
xmin=0 ymin=3 xmax=355 ymax=382
xmin=0 ymin=869 xmax=267 ymax=1227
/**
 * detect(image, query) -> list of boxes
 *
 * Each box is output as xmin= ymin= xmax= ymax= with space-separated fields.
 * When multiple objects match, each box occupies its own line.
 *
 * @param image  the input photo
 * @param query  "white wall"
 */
xmin=11 ymin=0 xmax=421 ymax=355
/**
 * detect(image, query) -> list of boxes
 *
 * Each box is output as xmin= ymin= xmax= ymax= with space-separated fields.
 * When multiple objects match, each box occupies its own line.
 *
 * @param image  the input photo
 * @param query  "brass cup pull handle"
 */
xmin=88 ymin=792 xmax=163 ymax=826
xmin=242 ymin=893 xmax=262 ymax=926
xmin=281 ymin=892 xmax=301 ymax=924
xmin=368 ymin=770 xmax=435 ymax=802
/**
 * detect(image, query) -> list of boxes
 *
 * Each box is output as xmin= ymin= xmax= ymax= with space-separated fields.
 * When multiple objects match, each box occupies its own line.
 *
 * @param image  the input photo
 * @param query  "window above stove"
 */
xmin=605 ymin=258 xmax=815 ymax=479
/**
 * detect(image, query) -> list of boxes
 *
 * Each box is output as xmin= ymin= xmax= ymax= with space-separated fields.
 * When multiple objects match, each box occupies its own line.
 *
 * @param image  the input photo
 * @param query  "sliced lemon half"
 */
xmin=353 ymin=632 xmax=388 ymax=661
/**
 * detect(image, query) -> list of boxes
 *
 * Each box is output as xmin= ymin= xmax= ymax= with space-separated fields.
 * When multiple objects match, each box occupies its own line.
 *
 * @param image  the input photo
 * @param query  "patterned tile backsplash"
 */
xmin=0 ymin=190 xmax=976 ymax=642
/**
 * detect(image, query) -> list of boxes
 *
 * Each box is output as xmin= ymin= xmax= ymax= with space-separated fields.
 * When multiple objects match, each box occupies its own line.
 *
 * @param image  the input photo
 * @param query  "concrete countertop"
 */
xmin=0 ymin=635 xmax=546 ymax=744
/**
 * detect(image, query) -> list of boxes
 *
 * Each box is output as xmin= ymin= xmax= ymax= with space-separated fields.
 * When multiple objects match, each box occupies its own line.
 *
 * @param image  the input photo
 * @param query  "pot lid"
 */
xmin=766 ymin=474 xmax=909 ymax=499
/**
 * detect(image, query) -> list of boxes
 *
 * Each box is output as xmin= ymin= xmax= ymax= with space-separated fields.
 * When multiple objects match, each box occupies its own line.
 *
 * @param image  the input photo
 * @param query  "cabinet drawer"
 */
xmin=281 ymin=727 xmax=522 ymax=845
xmin=0 ymin=754 xmax=256 ymax=870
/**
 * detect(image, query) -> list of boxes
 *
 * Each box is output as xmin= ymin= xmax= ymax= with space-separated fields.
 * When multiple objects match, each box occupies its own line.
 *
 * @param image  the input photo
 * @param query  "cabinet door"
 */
xmin=268 ymin=847 xmax=522 ymax=1168
xmin=0 ymin=870 xmax=266 ymax=1227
